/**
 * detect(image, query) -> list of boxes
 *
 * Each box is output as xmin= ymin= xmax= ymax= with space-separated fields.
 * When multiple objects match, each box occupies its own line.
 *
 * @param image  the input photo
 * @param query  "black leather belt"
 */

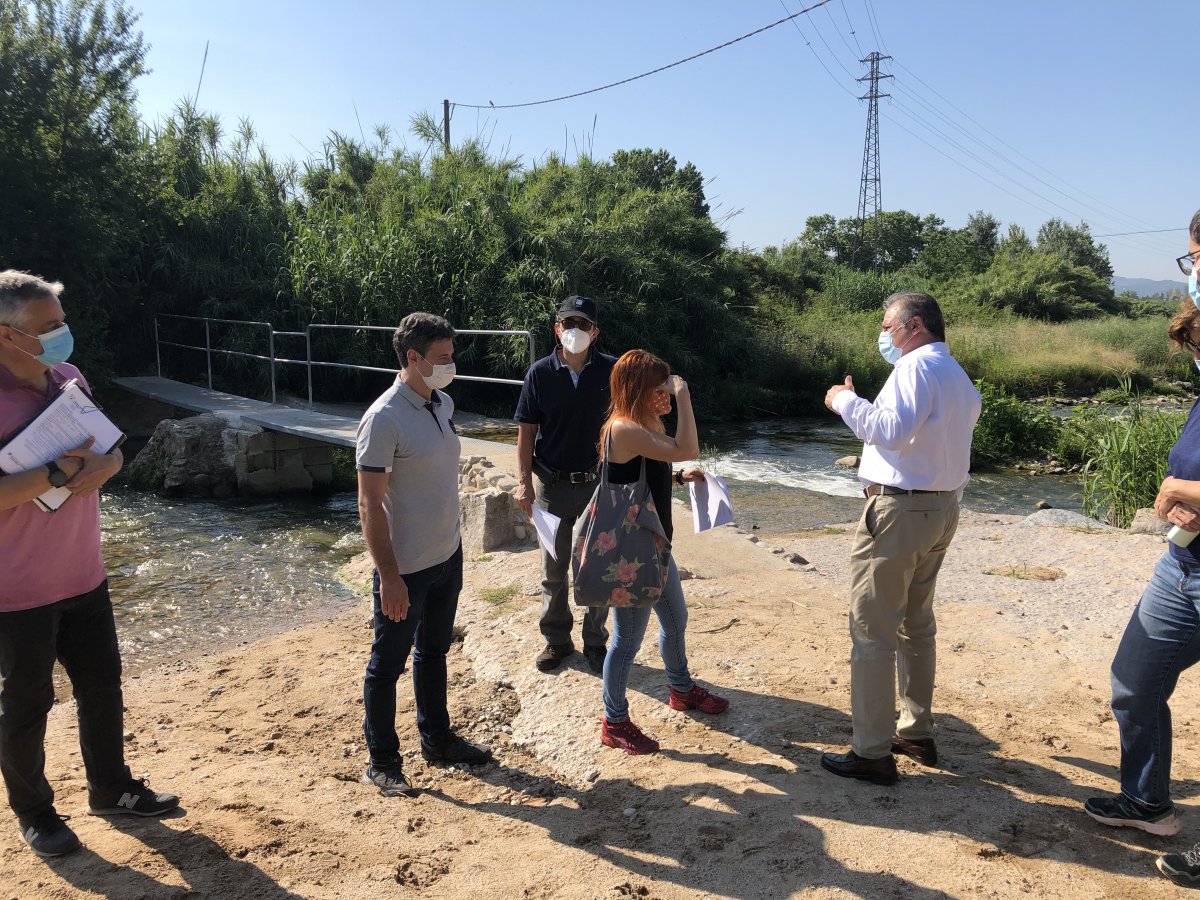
xmin=533 ymin=460 xmax=598 ymax=485
xmin=864 ymin=484 xmax=945 ymax=497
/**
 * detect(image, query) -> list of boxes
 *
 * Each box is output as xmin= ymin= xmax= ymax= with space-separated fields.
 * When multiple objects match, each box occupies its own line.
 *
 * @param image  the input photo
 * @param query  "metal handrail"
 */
xmin=154 ymin=314 xmax=535 ymax=407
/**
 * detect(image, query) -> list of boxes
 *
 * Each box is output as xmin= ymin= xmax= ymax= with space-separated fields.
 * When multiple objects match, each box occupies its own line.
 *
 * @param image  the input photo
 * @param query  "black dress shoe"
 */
xmin=890 ymin=735 xmax=938 ymax=767
xmin=583 ymin=644 xmax=606 ymax=674
xmin=820 ymin=750 xmax=898 ymax=785
xmin=535 ymin=642 xmax=574 ymax=672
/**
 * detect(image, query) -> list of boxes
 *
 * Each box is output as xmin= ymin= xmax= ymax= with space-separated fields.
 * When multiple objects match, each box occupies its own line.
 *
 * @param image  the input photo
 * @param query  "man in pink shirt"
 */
xmin=0 ymin=271 xmax=177 ymax=857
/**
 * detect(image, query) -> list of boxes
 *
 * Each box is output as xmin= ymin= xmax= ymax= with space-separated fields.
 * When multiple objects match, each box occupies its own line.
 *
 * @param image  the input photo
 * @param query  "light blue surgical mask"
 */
xmin=13 ymin=322 xmax=74 ymax=366
xmin=1194 ymin=358 xmax=1200 ymax=375
xmin=1190 ymin=267 xmax=1200 ymax=308
xmin=877 ymin=321 xmax=914 ymax=365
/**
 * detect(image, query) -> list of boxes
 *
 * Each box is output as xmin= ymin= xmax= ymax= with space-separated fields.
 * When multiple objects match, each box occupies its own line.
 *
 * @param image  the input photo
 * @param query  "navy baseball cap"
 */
xmin=557 ymin=295 xmax=597 ymax=324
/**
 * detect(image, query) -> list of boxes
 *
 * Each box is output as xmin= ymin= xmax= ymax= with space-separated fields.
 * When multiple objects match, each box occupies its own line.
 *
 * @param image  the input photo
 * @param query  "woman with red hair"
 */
xmin=597 ymin=349 xmax=729 ymax=755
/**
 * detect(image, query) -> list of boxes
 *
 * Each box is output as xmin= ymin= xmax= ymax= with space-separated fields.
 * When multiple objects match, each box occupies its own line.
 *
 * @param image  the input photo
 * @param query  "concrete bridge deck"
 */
xmin=112 ymin=376 xmax=518 ymax=467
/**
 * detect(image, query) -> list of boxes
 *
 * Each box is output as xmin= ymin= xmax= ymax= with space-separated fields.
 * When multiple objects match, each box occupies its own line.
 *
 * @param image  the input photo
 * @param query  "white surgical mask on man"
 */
xmin=417 ymin=354 xmax=456 ymax=390
xmin=560 ymin=327 xmax=591 ymax=355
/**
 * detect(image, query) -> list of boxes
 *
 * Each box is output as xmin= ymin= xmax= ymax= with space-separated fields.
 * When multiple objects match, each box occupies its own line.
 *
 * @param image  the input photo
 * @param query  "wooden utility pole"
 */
xmin=443 ymin=99 xmax=451 ymax=150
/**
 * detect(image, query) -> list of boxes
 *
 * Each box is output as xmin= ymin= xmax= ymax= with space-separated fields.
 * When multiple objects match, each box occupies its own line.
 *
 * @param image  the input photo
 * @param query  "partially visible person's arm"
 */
xmin=830 ymin=367 xmax=932 ymax=450
xmin=514 ymin=422 xmax=539 ymax=517
xmin=65 ymin=445 xmax=122 ymax=495
xmin=611 ymin=377 xmax=699 ymax=464
xmin=358 ymin=470 xmax=409 ymax=621
xmin=0 ymin=441 xmax=89 ymax=511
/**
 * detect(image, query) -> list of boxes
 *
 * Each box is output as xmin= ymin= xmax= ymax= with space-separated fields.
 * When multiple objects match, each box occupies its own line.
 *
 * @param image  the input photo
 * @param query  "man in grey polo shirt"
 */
xmin=357 ymin=312 xmax=491 ymax=797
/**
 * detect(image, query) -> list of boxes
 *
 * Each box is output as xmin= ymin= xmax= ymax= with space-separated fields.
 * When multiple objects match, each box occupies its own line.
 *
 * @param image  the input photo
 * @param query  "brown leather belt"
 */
xmin=863 ymin=484 xmax=945 ymax=497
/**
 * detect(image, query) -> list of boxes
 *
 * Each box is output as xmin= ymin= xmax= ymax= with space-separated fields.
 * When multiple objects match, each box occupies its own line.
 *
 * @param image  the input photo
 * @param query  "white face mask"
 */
xmin=417 ymin=354 xmax=456 ymax=390
xmin=560 ymin=327 xmax=591 ymax=354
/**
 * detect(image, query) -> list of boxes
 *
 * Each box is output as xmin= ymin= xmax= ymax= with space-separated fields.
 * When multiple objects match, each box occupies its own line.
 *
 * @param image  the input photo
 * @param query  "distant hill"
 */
xmin=1112 ymin=276 xmax=1187 ymax=297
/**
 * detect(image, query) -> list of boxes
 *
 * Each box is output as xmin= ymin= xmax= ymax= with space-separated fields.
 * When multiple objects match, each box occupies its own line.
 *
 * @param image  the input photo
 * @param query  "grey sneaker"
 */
xmin=20 ymin=811 xmax=81 ymax=857
xmin=88 ymin=777 xmax=179 ymax=817
xmin=361 ymin=765 xmax=417 ymax=797
xmin=1158 ymin=843 xmax=1200 ymax=887
xmin=1084 ymin=793 xmax=1180 ymax=836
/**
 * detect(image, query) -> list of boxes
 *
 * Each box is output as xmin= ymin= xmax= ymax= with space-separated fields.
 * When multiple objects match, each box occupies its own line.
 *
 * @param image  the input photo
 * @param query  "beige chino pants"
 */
xmin=848 ymin=491 xmax=960 ymax=759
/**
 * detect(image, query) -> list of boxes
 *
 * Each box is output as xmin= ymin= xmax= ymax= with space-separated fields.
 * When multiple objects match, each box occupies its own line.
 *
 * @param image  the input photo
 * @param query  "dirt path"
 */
xmin=2 ymin=484 xmax=1197 ymax=898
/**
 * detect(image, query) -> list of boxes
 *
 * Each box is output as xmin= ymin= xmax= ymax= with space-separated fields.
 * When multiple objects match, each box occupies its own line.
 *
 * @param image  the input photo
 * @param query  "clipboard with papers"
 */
xmin=0 ymin=378 xmax=126 ymax=512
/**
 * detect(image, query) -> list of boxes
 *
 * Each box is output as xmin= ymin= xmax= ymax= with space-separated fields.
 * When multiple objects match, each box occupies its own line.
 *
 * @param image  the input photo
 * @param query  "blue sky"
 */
xmin=132 ymin=1 xmax=1193 ymax=282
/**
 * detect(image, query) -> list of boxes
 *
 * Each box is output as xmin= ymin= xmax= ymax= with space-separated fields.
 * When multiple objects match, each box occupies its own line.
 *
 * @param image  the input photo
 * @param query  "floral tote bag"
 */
xmin=571 ymin=440 xmax=671 ymax=608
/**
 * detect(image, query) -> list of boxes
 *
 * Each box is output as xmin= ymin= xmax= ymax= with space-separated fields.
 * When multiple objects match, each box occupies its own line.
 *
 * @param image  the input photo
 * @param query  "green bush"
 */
xmin=971 ymin=381 xmax=1060 ymax=469
xmin=1065 ymin=406 xmax=1186 ymax=527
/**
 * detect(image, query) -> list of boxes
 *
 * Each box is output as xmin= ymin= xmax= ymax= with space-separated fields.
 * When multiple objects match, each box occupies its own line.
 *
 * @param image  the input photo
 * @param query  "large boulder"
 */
xmin=126 ymin=414 xmax=250 ymax=497
xmin=1129 ymin=507 xmax=1169 ymax=535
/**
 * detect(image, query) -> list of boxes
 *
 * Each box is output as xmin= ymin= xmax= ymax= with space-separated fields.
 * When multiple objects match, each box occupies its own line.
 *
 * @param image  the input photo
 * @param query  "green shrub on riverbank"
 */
xmin=971 ymin=382 xmax=1059 ymax=469
xmin=1057 ymin=405 xmax=1186 ymax=528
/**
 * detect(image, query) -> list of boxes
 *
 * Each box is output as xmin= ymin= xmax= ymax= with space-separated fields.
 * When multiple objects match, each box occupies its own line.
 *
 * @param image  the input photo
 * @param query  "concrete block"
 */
xmin=303 ymin=446 xmax=333 ymax=466
xmin=460 ymin=489 xmax=518 ymax=555
xmin=240 ymin=469 xmax=281 ymax=496
xmin=273 ymin=433 xmax=301 ymax=451
xmin=307 ymin=463 xmax=334 ymax=485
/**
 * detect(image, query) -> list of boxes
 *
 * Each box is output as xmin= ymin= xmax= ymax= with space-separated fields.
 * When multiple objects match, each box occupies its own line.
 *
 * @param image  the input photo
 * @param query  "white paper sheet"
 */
xmin=531 ymin=506 xmax=562 ymax=560
xmin=0 ymin=380 xmax=124 ymax=511
xmin=689 ymin=473 xmax=735 ymax=533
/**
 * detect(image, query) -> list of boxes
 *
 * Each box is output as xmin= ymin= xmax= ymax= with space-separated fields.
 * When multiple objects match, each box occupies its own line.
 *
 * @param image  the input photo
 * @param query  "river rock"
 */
xmin=835 ymin=455 xmax=861 ymax=468
xmin=1128 ymin=508 xmax=1169 ymax=535
xmin=127 ymin=414 xmax=245 ymax=497
xmin=1016 ymin=509 xmax=1118 ymax=531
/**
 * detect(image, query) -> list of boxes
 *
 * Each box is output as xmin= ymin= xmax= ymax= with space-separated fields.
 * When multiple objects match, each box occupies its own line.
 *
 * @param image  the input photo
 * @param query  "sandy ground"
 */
xmin=3 ymin=463 xmax=1200 ymax=898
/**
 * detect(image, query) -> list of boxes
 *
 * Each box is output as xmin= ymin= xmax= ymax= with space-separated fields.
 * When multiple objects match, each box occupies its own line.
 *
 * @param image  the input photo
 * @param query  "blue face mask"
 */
xmin=1190 ymin=267 xmax=1200 ymax=309
xmin=878 ymin=321 xmax=915 ymax=365
xmin=14 ymin=323 xmax=74 ymax=366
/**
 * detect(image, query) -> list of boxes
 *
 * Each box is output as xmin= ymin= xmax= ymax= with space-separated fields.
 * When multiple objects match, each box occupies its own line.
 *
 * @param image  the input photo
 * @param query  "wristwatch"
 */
xmin=45 ymin=460 xmax=70 ymax=488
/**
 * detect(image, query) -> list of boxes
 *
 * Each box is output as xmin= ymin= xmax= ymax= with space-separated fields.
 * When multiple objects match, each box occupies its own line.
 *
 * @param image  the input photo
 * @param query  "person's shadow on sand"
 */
xmin=42 ymin=809 xmax=303 ymax=899
xmin=431 ymin=680 xmax=1179 ymax=897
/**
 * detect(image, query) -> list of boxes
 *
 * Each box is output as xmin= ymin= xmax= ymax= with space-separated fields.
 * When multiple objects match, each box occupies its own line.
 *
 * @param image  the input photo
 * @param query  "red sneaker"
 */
xmin=669 ymin=684 xmax=729 ymax=714
xmin=600 ymin=718 xmax=660 ymax=755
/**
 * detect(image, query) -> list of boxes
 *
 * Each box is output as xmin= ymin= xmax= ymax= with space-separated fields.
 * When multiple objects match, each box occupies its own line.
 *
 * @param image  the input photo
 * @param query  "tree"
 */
xmin=1035 ymin=218 xmax=1113 ymax=282
xmin=0 ymin=0 xmax=148 ymax=377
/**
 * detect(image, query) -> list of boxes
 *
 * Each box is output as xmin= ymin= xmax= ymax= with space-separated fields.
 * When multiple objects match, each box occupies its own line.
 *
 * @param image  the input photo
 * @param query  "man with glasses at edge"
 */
xmin=514 ymin=296 xmax=615 ymax=674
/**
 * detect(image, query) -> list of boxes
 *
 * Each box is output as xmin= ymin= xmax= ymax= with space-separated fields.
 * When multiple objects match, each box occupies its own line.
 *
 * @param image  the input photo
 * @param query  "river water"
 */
xmin=99 ymin=417 xmax=1080 ymax=664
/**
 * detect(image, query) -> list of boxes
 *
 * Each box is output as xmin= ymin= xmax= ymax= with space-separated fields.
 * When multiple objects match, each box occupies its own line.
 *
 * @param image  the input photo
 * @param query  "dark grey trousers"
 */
xmin=534 ymin=476 xmax=609 ymax=648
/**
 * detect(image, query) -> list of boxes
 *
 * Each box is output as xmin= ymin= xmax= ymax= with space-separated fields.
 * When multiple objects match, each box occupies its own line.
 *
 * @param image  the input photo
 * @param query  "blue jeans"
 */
xmin=362 ymin=545 xmax=462 ymax=766
xmin=1111 ymin=552 xmax=1200 ymax=810
xmin=602 ymin=557 xmax=694 ymax=723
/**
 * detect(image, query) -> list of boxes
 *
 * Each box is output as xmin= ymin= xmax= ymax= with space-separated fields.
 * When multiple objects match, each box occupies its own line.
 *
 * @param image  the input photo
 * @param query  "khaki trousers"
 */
xmin=848 ymin=491 xmax=959 ymax=759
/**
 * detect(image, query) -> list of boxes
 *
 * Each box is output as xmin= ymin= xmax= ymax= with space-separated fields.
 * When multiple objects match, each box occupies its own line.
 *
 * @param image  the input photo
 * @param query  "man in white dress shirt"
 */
xmin=820 ymin=291 xmax=981 ymax=785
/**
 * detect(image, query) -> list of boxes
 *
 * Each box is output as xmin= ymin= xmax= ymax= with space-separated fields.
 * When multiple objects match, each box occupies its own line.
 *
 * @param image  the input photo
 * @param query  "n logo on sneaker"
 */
xmin=117 ymin=792 xmax=140 ymax=810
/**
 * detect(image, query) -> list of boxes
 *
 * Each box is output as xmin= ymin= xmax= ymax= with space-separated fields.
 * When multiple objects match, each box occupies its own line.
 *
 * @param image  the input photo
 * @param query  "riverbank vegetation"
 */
xmin=3 ymin=0 xmax=1194 ymax=518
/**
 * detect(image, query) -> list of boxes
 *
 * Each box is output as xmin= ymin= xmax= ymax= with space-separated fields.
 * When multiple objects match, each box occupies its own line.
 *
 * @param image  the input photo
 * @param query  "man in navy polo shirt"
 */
xmin=514 ymin=296 xmax=615 ymax=674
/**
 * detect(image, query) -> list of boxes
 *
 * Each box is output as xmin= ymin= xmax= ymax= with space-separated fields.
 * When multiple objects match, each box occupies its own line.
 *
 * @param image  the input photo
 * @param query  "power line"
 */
xmin=839 ymin=0 xmax=864 ymax=56
xmin=792 ymin=9 xmax=1171 ymax=253
xmin=1092 ymin=228 xmax=1179 ymax=237
xmin=452 ymin=0 xmax=835 ymax=110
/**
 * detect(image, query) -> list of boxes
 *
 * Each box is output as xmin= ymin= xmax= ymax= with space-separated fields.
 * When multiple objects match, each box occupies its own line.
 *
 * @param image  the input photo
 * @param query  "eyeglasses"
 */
xmin=559 ymin=317 xmax=594 ymax=331
xmin=1178 ymin=251 xmax=1200 ymax=276
xmin=881 ymin=318 xmax=911 ymax=335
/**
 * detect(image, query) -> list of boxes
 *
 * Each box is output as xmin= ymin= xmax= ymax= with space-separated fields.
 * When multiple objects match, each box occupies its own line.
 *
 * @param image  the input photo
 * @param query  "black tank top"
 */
xmin=605 ymin=455 xmax=673 ymax=541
